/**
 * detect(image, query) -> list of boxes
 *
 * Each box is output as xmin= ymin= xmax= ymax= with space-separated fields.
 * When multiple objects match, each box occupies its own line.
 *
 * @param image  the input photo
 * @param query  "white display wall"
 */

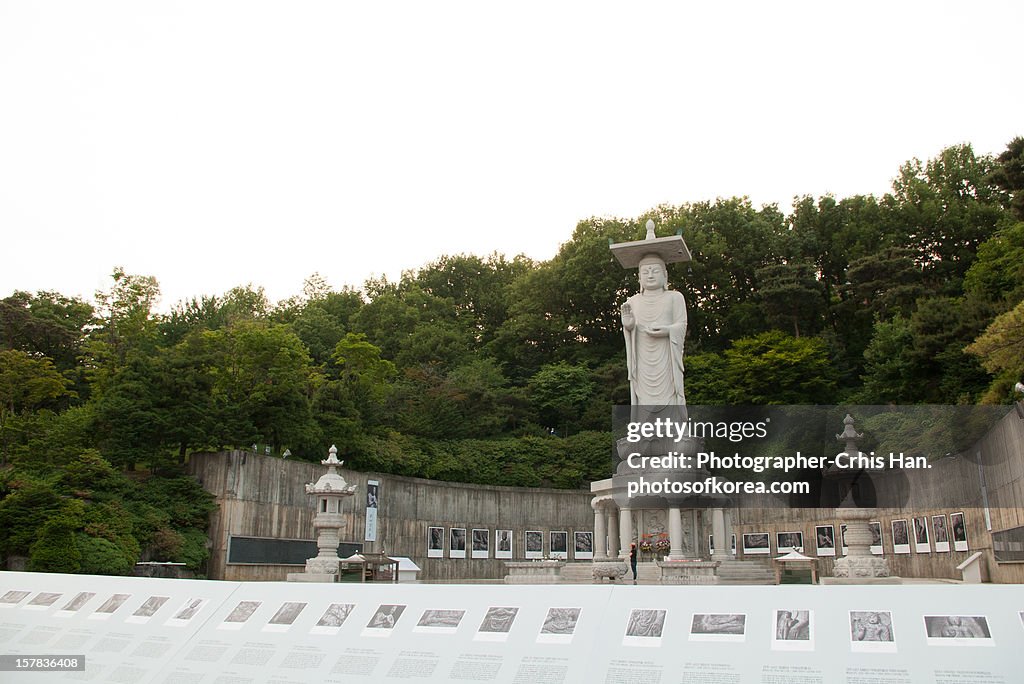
xmin=1 ymin=571 xmax=1023 ymax=683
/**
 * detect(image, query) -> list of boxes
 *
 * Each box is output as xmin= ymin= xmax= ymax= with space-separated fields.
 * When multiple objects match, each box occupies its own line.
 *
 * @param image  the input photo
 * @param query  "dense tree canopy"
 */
xmin=2 ymin=137 xmax=1023 ymax=575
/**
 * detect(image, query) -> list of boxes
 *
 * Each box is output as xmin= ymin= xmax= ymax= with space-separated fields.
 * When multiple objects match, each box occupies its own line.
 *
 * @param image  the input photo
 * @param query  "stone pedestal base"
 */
xmin=305 ymin=557 xmax=340 ymax=575
xmin=504 ymin=560 xmax=565 ymax=584
xmin=592 ymin=561 xmax=628 ymax=582
xmin=657 ymin=560 xmax=720 ymax=585
xmin=832 ymin=555 xmax=893 ymax=580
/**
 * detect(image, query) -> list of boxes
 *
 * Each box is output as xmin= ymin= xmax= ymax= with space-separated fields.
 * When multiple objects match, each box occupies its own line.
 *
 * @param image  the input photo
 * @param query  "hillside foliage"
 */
xmin=2 ymin=139 xmax=1023 ymax=575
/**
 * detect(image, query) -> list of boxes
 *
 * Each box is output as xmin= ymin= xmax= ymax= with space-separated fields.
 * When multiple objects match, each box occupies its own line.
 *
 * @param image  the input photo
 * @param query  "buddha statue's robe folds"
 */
xmin=623 ymin=288 xmax=686 ymax=408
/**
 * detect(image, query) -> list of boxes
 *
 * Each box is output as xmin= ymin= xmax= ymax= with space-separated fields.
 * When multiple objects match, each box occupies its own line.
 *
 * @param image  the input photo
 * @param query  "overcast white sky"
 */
xmin=1 ymin=2 xmax=1021 ymax=310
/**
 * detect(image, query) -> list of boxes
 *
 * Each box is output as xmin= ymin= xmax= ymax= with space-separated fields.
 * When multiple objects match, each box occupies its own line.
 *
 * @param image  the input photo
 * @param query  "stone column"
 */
xmin=667 ymin=507 xmax=684 ymax=560
xmin=724 ymin=509 xmax=734 ymax=554
xmin=618 ymin=508 xmax=633 ymax=560
xmin=712 ymin=508 xmax=727 ymax=560
xmin=687 ymin=509 xmax=699 ymax=558
xmin=607 ymin=509 xmax=620 ymax=558
xmin=593 ymin=503 xmax=607 ymax=560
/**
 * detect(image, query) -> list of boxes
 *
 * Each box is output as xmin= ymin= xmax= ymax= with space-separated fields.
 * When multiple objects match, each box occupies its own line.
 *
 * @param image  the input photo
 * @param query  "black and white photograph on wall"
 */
xmin=869 ymin=522 xmax=883 ymax=555
xmin=364 ymin=479 xmax=379 ymax=542
xmin=776 ymin=531 xmax=803 ymax=554
xmin=472 ymin=529 xmax=489 ymax=559
xmin=850 ymin=611 xmax=896 ymax=652
xmin=932 ymin=514 xmax=950 ymax=552
xmin=623 ymin=608 xmax=666 ymax=646
xmin=364 ymin=604 xmax=406 ymax=635
xmin=892 ymin=519 xmax=911 ymax=554
xmin=427 ymin=526 xmax=444 ymax=558
xmin=550 ymin=531 xmax=568 ymax=559
xmin=574 ymin=531 xmax=594 ymax=560
xmin=538 ymin=607 xmax=581 ymax=644
xmin=772 ymin=609 xmax=813 ymax=651
xmin=525 ymin=530 xmax=543 ymax=559
xmin=840 ymin=524 xmax=849 ymax=555
xmin=913 ymin=516 xmax=930 ymax=553
xmin=414 ymin=609 xmax=466 ymax=634
xmin=450 ymin=528 xmax=467 ymax=559
xmin=264 ymin=601 xmax=306 ymax=632
xmin=475 ymin=606 xmax=519 ymax=642
xmin=690 ymin=613 xmax=746 ymax=642
xmin=742 ymin=532 xmax=770 ymax=555
xmin=951 ymin=511 xmax=969 ymax=551
xmin=312 ymin=603 xmax=355 ymax=634
xmin=814 ymin=525 xmax=835 ymax=557
xmin=131 ymin=595 xmax=170 ymax=621
xmin=496 ymin=529 xmax=513 ymax=559
xmin=924 ymin=615 xmax=993 ymax=646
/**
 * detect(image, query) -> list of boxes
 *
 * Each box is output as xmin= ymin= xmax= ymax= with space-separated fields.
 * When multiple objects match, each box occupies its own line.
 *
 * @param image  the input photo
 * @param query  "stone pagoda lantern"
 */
xmin=827 ymin=415 xmax=896 ymax=583
xmin=288 ymin=445 xmax=357 ymax=582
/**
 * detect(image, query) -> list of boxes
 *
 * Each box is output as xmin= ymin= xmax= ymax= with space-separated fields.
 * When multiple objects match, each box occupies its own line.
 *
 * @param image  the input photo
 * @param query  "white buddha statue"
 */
xmin=620 ymin=253 xmax=687 ymax=409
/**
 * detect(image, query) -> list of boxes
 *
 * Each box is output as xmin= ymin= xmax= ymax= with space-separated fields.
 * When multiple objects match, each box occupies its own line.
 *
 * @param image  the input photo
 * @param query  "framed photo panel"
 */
xmin=495 ymin=529 xmax=513 ymax=559
xmin=472 ymin=529 xmax=489 ymax=559
xmin=550 ymin=531 xmax=568 ymax=559
xmin=427 ymin=526 xmax=444 ymax=558
xmin=814 ymin=525 xmax=835 ymax=557
xmin=525 ymin=530 xmax=543 ymax=559
xmin=574 ymin=531 xmax=593 ymax=560
xmin=891 ymin=519 xmax=910 ymax=554
xmin=776 ymin=531 xmax=803 ymax=554
xmin=450 ymin=528 xmax=467 ymax=559
xmin=912 ymin=516 xmax=930 ymax=554
xmin=932 ymin=515 xmax=950 ymax=553
xmin=743 ymin=532 xmax=770 ymax=555
xmin=869 ymin=521 xmax=883 ymax=555
xmin=951 ymin=512 xmax=968 ymax=552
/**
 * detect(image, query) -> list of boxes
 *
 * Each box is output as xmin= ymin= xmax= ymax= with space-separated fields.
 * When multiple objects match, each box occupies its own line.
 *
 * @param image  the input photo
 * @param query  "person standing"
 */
xmin=630 ymin=542 xmax=638 ymax=584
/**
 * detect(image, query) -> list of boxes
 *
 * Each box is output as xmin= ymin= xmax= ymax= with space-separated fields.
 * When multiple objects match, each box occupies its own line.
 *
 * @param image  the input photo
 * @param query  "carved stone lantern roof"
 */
xmin=305 ymin=445 xmax=357 ymax=496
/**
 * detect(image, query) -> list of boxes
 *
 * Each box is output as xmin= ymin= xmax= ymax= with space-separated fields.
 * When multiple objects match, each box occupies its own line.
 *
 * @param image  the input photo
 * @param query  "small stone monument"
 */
xmin=287 ymin=445 xmax=357 ymax=582
xmin=827 ymin=416 xmax=898 ymax=583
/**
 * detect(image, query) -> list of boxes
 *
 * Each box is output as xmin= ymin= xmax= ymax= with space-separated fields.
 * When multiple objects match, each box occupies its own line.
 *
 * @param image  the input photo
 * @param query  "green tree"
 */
xmin=988 ymin=136 xmax=1024 ymax=220
xmin=527 ymin=362 xmax=596 ymax=435
xmin=720 ymin=331 xmax=836 ymax=404
xmin=413 ymin=253 xmax=531 ymax=346
xmin=755 ymin=263 xmax=825 ymax=338
xmin=966 ymin=299 xmax=1024 ymax=403
xmin=0 ymin=349 xmax=72 ymax=464
xmin=963 ymin=221 xmax=1024 ymax=305
xmin=203 ymin=322 xmax=318 ymax=453
xmin=852 ymin=316 xmax=917 ymax=404
xmin=0 ymin=291 xmax=93 ymax=375
xmin=888 ymin=143 xmax=1006 ymax=291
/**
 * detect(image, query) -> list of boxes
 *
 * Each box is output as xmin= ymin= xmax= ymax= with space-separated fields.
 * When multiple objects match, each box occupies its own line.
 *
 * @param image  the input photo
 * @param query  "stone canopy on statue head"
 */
xmin=610 ymin=220 xmax=691 ymax=269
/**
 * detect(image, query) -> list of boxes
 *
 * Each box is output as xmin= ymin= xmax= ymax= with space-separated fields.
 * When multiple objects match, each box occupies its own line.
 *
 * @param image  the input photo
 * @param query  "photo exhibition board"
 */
xmin=1 ymin=572 xmax=1023 ymax=683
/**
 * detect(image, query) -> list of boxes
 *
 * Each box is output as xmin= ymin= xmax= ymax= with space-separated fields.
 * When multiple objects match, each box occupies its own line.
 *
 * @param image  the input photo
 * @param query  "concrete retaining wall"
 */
xmin=187 ymin=450 xmax=593 ymax=581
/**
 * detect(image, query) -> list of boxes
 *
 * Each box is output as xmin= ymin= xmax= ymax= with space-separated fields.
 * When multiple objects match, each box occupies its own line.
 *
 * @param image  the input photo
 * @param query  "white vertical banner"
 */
xmin=365 ymin=480 xmax=379 ymax=542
